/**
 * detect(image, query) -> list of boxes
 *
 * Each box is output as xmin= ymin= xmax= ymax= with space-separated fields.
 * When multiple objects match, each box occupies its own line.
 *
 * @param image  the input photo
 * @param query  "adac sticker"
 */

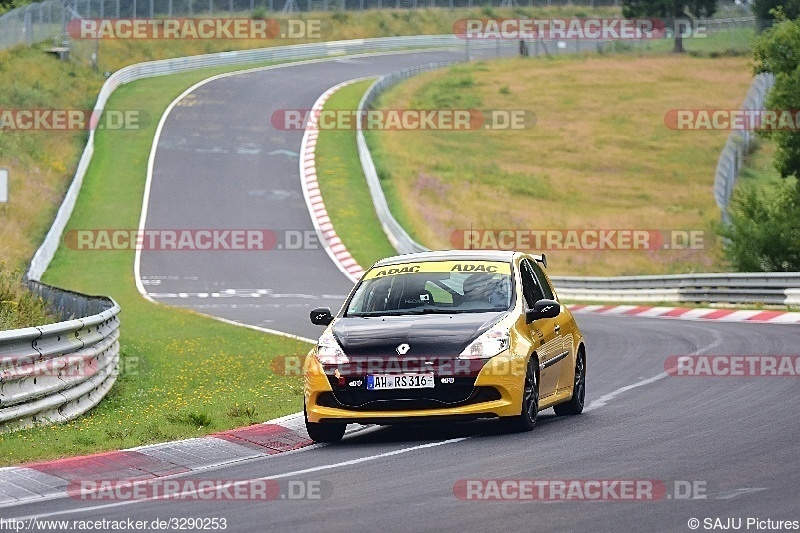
xmin=364 ymin=260 xmax=511 ymax=279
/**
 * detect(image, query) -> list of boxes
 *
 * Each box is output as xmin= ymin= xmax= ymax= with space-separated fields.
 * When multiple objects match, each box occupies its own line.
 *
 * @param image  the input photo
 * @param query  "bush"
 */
xmin=719 ymin=179 xmax=800 ymax=271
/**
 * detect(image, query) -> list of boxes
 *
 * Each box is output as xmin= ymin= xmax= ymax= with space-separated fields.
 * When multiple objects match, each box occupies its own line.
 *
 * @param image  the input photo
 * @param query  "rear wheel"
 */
xmin=304 ymin=405 xmax=346 ymax=443
xmin=554 ymin=350 xmax=585 ymax=416
xmin=505 ymin=358 xmax=539 ymax=432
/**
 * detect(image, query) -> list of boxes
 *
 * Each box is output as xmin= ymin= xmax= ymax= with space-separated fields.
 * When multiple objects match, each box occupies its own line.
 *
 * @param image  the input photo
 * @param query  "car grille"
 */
xmin=318 ymin=383 xmax=501 ymax=411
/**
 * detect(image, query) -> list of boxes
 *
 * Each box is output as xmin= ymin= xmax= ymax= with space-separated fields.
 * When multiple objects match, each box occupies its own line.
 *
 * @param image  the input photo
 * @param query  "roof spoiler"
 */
xmin=533 ymin=254 xmax=547 ymax=268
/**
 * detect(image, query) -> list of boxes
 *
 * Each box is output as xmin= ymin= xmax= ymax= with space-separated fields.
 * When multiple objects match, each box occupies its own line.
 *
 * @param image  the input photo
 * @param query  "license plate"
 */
xmin=366 ymin=373 xmax=435 ymax=390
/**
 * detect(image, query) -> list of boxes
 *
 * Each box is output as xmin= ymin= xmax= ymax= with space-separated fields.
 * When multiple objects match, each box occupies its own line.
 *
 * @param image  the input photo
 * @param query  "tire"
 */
xmin=504 ymin=358 xmax=539 ymax=432
xmin=305 ymin=405 xmax=346 ymax=443
xmin=554 ymin=350 xmax=585 ymax=416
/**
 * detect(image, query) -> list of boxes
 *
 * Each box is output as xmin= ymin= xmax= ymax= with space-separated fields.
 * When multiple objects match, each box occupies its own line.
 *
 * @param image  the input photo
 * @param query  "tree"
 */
xmin=719 ymin=14 xmax=800 ymax=273
xmin=622 ymin=0 xmax=717 ymax=52
xmin=754 ymin=14 xmax=800 ymax=180
xmin=752 ymin=0 xmax=800 ymax=30
xmin=0 ymin=0 xmax=17 ymax=14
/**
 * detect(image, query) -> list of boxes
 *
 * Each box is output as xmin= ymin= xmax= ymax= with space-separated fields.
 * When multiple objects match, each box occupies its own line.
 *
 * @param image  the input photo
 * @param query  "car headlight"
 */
xmin=459 ymin=328 xmax=510 ymax=359
xmin=315 ymin=331 xmax=349 ymax=365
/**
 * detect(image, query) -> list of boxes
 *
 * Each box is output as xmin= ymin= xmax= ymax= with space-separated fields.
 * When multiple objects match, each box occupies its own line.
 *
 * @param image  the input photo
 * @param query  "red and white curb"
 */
xmin=567 ymin=304 xmax=800 ymax=324
xmin=0 ymin=413 xmax=365 ymax=508
xmin=299 ymin=79 xmax=371 ymax=284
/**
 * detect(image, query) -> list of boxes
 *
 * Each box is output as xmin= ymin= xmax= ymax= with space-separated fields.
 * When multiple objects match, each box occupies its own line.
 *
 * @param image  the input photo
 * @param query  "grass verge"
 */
xmin=0 ymin=63 xmax=313 ymax=466
xmin=313 ymin=79 xmax=398 ymax=268
xmin=0 ymin=264 xmax=58 ymax=329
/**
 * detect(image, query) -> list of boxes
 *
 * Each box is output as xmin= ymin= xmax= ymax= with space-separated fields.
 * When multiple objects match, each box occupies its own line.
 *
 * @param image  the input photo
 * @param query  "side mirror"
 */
xmin=310 ymin=307 xmax=333 ymax=326
xmin=525 ymin=299 xmax=560 ymax=323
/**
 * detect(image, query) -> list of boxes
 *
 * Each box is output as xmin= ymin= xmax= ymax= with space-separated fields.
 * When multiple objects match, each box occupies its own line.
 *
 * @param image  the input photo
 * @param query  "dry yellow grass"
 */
xmin=370 ymin=54 xmax=754 ymax=275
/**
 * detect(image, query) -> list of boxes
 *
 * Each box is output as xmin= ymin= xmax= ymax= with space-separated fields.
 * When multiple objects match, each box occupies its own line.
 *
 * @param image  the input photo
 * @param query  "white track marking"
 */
xmin=585 ymin=371 xmax=670 ymax=412
xmin=585 ymin=326 xmax=727 ymax=412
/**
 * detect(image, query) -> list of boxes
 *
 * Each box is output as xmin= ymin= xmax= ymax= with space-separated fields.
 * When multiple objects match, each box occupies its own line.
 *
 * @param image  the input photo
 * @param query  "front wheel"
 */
xmin=305 ymin=405 xmax=346 ymax=443
xmin=554 ymin=350 xmax=585 ymax=416
xmin=504 ymin=358 xmax=539 ymax=432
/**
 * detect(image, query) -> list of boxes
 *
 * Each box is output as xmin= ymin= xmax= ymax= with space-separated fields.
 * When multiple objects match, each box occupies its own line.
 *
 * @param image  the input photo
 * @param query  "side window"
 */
xmin=529 ymin=261 xmax=555 ymax=300
xmin=520 ymin=260 xmax=545 ymax=308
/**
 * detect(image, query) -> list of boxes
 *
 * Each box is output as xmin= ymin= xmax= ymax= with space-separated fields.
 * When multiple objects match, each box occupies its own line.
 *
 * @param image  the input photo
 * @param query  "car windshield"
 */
xmin=345 ymin=260 xmax=513 ymax=317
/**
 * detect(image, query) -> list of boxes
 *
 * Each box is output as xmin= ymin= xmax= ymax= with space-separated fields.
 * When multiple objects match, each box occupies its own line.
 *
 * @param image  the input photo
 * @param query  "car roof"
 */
xmin=371 ymin=250 xmax=520 ymax=268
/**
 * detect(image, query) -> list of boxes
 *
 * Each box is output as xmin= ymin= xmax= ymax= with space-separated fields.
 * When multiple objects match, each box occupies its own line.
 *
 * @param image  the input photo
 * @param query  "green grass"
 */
xmin=0 ymin=43 xmax=106 ymax=272
xmin=628 ymin=27 xmax=756 ymax=56
xmin=0 ymin=63 xmax=314 ymax=466
xmin=737 ymin=136 xmax=786 ymax=195
xmin=314 ymin=79 xmax=398 ymax=268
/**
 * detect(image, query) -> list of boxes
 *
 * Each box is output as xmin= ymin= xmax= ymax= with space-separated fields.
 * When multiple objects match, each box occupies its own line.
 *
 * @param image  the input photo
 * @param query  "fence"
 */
xmin=553 ymin=272 xmax=800 ymax=305
xmin=0 ymin=0 xmax=755 ymax=52
xmin=356 ymin=62 xmax=457 ymax=255
xmin=0 ymin=281 xmax=120 ymax=433
xmin=713 ymin=72 xmax=775 ymax=223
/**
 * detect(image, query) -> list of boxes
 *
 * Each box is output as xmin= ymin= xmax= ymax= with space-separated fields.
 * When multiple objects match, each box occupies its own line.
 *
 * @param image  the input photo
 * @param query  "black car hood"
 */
xmin=332 ymin=312 xmax=505 ymax=358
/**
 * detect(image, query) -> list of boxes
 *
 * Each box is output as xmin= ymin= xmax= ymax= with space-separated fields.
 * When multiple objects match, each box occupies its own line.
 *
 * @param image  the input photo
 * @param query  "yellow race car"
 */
xmin=304 ymin=250 xmax=586 ymax=443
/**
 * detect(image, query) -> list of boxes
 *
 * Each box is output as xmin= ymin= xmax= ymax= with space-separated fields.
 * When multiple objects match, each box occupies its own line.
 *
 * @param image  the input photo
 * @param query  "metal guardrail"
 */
xmin=356 ymin=62 xmax=460 ymax=255
xmin=0 ymin=281 xmax=120 ymax=433
xmin=554 ymin=273 xmax=800 ymax=305
xmin=714 ymin=72 xmax=775 ymax=223
xmin=355 ymin=63 xmax=800 ymax=306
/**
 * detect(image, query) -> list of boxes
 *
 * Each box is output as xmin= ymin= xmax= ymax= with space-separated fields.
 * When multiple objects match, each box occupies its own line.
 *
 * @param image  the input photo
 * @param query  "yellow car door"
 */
xmin=519 ymin=258 xmax=564 ymax=399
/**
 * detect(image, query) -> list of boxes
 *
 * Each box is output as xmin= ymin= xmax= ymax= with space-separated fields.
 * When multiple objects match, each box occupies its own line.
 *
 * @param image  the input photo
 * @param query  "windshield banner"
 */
xmin=364 ymin=261 xmax=512 ymax=279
